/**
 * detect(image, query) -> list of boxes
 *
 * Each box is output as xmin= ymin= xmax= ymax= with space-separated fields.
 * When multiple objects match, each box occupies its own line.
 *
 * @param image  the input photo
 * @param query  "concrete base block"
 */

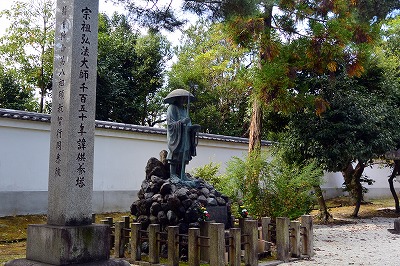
xmin=5 ymin=258 xmax=131 ymax=266
xmin=19 ymin=224 xmax=112 ymax=265
xmin=394 ymin=218 xmax=400 ymax=232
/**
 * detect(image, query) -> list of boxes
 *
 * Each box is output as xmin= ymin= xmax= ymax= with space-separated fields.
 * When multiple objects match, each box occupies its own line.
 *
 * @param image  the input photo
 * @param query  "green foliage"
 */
xmin=96 ymin=13 xmax=171 ymax=125
xmin=285 ymin=61 xmax=400 ymax=173
xmin=168 ymin=21 xmax=251 ymax=136
xmin=260 ymin=157 xmax=322 ymax=219
xmin=377 ymin=15 xmax=400 ymax=98
xmin=0 ymin=67 xmax=37 ymax=111
xmin=191 ymin=162 xmax=221 ymax=186
xmin=215 ymin=156 xmax=248 ymax=204
xmin=281 ymin=50 xmax=400 ymax=216
xmin=219 ymin=150 xmax=322 ymax=220
xmin=0 ymin=0 xmax=55 ymax=113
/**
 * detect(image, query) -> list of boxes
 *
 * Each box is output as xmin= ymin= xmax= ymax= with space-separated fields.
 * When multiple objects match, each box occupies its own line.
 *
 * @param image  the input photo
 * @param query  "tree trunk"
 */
xmin=248 ymin=98 xmax=262 ymax=153
xmin=39 ymin=89 xmax=45 ymax=113
xmin=247 ymin=5 xmax=273 ymax=154
xmin=342 ymin=161 xmax=365 ymax=217
xmin=351 ymin=163 xmax=364 ymax=218
xmin=313 ymin=185 xmax=332 ymax=222
xmin=388 ymin=160 xmax=400 ymax=213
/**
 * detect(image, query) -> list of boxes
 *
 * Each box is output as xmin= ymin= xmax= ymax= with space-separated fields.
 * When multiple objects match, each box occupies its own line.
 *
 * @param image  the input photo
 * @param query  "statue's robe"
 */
xmin=166 ymin=104 xmax=195 ymax=165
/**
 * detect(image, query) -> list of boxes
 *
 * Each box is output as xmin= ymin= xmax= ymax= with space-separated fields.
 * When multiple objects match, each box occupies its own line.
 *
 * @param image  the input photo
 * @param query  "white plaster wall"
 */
xmin=93 ymin=129 xmax=250 ymax=191
xmin=1 ymin=116 xmax=399 ymax=216
xmin=0 ymin=118 xmax=254 ymax=215
xmin=0 ymin=119 xmax=251 ymax=194
xmin=0 ymin=119 xmax=50 ymax=191
xmin=93 ymin=130 xmax=166 ymax=191
xmin=320 ymin=172 xmax=345 ymax=199
xmin=363 ymin=163 xmax=398 ymax=199
xmin=320 ymin=164 xmax=400 ymax=200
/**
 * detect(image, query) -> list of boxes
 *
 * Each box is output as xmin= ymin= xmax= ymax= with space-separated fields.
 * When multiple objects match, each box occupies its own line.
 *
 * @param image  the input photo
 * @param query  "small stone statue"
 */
xmin=164 ymin=89 xmax=200 ymax=183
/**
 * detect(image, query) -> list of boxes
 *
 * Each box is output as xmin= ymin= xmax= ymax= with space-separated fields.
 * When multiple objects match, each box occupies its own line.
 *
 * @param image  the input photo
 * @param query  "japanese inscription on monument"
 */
xmin=48 ymin=0 xmax=98 ymax=226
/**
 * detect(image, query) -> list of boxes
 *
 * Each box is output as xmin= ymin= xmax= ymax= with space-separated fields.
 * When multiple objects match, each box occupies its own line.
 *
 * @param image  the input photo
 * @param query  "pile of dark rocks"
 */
xmin=130 ymin=151 xmax=231 ymax=233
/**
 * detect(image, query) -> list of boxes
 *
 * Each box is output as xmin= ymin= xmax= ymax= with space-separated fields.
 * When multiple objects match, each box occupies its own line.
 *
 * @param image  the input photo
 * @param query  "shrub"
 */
xmin=223 ymin=150 xmax=323 ymax=220
xmin=192 ymin=148 xmax=323 ymax=220
xmin=191 ymin=161 xmax=221 ymax=185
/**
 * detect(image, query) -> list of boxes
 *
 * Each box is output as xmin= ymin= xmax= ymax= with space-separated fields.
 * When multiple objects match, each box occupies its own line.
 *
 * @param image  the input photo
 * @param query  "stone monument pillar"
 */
xmin=47 ymin=0 xmax=98 ymax=227
xmin=6 ymin=0 xmax=129 ymax=265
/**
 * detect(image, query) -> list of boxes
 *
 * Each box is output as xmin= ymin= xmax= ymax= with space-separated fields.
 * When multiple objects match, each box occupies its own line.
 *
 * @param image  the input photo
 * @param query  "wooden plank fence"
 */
xmin=94 ymin=215 xmax=314 ymax=265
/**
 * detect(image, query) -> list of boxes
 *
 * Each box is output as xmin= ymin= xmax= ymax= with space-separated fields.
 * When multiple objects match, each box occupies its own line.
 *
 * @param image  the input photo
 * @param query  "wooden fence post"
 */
xmin=105 ymin=217 xmax=114 ymax=226
xmin=209 ymin=223 xmax=225 ymax=266
xmin=290 ymin=221 xmax=301 ymax=258
xmin=301 ymin=215 xmax=314 ymax=257
xmin=149 ymin=224 xmax=160 ymax=264
xmin=243 ymin=219 xmax=258 ymax=266
xmin=261 ymin=217 xmax=271 ymax=242
xmin=168 ymin=226 xmax=179 ymax=266
xmin=100 ymin=218 xmax=113 ymax=250
xmin=106 ymin=217 xmax=114 ymax=250
xmin=188 ymin=227 xmax=200 ymax=266
xmin=114 ymin=221 xmax=125 ymax=258
xmin=122 ymin=216 xmax=130 ymax=228
xmin=276 ymin=217 xmax=290 ymax=262
xmin=229 ymin=227 xmax=241 ymax=266
xmin=121 ymin=216 xmax=130 ymax=256
xmin=200 ymin=221 xmax=211 ymax=263
xmin=130 ymin=222 xmax=141 ymax=261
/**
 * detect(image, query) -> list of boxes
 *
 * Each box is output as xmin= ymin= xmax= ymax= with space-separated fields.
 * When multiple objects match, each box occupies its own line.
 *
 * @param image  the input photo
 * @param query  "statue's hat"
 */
xmin=163 ymin=89 xmax=195 ymax=104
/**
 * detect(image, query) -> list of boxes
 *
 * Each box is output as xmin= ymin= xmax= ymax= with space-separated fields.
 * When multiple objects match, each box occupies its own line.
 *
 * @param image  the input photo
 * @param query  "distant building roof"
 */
xmin=0 ymin=108 xmax=273 ymax=146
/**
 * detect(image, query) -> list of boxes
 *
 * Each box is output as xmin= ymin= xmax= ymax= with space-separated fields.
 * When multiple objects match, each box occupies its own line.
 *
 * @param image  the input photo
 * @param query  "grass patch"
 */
xmin=0 ymin=242 xmax=26 ymax=264
xmin=0 ymin=214 xmax=47 ymax=242
xmin=321 ymin=196 xmax=399 ymax=220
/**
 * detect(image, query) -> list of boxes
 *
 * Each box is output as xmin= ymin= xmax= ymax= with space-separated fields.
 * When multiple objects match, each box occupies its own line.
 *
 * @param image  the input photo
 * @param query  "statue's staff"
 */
xmin=180 ymin=89 xmax=191 ymax=179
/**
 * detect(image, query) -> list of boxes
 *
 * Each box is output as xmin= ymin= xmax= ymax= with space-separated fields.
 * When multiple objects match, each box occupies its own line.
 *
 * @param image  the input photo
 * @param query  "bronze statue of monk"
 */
xmin=164 ymin=89 xmax=200 ymax=182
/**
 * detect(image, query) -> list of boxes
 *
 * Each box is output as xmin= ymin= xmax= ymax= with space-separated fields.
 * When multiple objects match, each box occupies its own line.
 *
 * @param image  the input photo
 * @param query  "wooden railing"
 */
xmin=95 ymin=215 xmax=314 ymax=265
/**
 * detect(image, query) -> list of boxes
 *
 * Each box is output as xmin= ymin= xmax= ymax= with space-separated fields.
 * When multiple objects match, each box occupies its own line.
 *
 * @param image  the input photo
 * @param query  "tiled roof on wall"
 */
xmin=0 ymin=108 xmax=272 ymax=146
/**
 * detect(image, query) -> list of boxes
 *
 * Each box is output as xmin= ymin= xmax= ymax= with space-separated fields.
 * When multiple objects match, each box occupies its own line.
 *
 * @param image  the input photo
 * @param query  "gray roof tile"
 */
xmin=0 ymin=108 xmax=272 ymax=146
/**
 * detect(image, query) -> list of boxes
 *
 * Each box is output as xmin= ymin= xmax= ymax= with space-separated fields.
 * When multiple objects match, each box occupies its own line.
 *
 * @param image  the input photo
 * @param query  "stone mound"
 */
xmin=131 ymin=154 xmax=232 ymax=233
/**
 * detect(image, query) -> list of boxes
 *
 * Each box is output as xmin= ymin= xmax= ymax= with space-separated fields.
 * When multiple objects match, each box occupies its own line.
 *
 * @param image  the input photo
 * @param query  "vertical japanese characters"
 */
xmin=53 ymin=5 xmax=68 ymax=182
xmin=52 ymin=5 xmax=95 ymax=189
xmin=75 ymin=6 xmax=93 ymax=188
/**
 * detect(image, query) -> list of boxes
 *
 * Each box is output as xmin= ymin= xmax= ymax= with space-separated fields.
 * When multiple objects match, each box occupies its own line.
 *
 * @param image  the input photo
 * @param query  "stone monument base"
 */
xmin=5 ymin=224 xmax=130 ymax=266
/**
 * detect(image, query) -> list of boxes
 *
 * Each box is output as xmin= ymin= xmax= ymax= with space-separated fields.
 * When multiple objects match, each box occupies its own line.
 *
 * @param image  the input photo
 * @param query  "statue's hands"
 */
xmin=182 ymin=117 xmax=191 ymax=124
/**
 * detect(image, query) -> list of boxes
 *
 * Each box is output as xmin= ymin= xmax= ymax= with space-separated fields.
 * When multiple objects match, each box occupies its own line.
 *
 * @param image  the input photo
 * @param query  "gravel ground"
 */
xmin=280 ymin=217 xmax=400 ymax=266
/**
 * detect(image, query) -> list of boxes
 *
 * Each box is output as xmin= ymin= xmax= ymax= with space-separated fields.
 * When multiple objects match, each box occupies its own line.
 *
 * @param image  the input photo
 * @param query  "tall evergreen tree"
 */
xmin=0 ymin=66 xmax=37 ymax=111
xmin=113 ymin=0 xmax=400 ymax=150
xmin=96 ymin=13 xmax=171 ymax=125
xmin=168 ymin=21 xmax=251 ymax=136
